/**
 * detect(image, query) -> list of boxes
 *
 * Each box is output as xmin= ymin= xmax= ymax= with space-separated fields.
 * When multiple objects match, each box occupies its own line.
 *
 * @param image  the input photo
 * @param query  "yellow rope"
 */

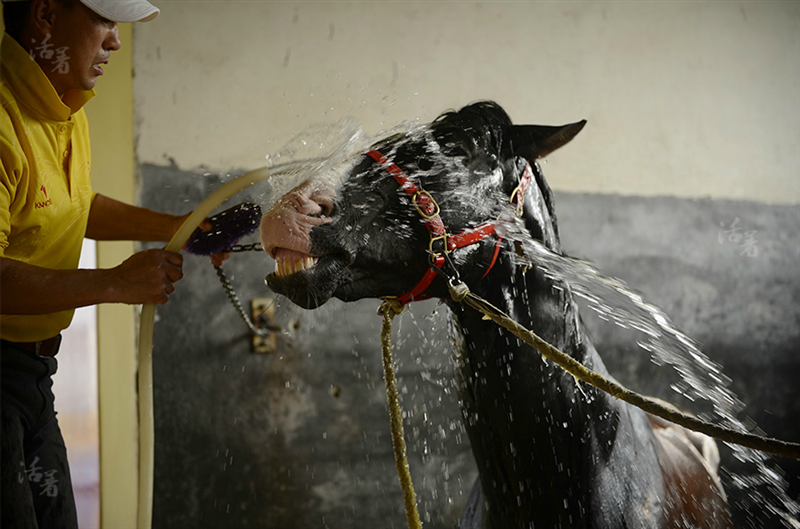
xmin=454 ymin=286 xmax=800 ymax=460
xmin=378 ymin=299 xmax=423 ymax=529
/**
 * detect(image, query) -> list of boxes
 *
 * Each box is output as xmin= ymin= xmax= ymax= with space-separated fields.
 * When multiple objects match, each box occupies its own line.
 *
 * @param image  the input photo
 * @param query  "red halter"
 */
xmin=365 ymin=150 xmax=533 ymax=305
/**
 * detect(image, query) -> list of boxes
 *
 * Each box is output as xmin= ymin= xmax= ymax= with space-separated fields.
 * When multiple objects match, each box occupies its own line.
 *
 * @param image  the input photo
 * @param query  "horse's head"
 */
xmin=260 ymin=101 xmax=584 ymax=309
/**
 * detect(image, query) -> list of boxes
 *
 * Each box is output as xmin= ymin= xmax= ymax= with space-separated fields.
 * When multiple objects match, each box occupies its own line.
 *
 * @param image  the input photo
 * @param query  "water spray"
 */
xmin=134 ymin=123 xmax=370 ymax=527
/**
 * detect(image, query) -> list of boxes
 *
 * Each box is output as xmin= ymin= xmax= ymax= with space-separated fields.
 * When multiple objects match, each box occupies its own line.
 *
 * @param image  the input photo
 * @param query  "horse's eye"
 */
xmin=416 ymin=157 xmax=434 ymax=172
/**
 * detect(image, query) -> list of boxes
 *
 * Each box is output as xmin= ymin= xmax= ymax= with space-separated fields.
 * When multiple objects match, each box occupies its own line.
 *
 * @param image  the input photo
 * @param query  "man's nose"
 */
xmin=106 ymin=24 xmax=122 ymax=52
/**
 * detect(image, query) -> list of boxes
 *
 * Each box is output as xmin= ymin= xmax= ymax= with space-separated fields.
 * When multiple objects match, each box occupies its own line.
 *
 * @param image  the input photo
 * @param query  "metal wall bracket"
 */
xmin=250 ymin=297 xmax=277 ymax=354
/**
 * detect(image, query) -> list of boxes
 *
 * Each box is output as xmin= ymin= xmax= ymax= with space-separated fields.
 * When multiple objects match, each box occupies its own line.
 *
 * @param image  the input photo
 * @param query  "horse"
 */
xmin=259 ymin=101 xmax=731 ymax=528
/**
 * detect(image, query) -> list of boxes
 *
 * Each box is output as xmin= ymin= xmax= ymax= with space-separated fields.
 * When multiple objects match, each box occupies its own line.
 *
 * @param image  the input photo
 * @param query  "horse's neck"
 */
xmin=451 ymin=264 xmax=602 ymax=388
xmin=447 ymin=265 xmax=624 ymax=518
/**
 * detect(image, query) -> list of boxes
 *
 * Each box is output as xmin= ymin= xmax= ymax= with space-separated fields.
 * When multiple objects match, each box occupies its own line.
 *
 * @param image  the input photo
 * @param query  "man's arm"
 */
xmin=86 ymin=193 xmax=187 ymax=242
xmin=0 ymin=192 xmax=186 ymax=315
xmin=86 ymin=193 xmax=229 ymax=265
xmin=0 ymin=249 xmax=183 ymax=315
xmin=1 ymin=193 xmax=232 ymax=316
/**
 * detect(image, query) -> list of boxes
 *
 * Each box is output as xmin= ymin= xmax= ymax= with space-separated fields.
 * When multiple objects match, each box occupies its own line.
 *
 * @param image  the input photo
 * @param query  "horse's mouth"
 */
xmin=265 ymin=248 xmax=349 ymax=309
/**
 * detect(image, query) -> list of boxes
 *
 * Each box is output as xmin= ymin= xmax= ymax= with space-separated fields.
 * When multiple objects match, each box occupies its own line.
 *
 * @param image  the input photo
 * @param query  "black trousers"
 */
xmin=1 ymin=342 xmax=78 ymax=529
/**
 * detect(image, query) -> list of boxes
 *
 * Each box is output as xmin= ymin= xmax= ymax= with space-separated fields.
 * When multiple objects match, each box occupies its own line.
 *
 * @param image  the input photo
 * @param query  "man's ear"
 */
xmin=29 ymin=0 xmax=59 ymax=38
xmin=508 ymin=121 xmax=587 ymax=161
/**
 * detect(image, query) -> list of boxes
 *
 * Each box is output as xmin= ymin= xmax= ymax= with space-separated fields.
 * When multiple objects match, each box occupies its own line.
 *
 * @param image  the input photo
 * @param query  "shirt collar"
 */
xmin=1 ymin=32 xmax=95 ymax=122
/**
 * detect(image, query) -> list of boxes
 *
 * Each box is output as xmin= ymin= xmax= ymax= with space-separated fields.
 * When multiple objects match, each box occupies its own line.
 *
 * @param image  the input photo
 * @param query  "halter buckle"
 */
xmin=412 ymin=190 xmax=440 ymax=219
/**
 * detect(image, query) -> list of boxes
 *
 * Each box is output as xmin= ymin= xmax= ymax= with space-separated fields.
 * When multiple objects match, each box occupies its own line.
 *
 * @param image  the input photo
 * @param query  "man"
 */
xmin=0 ymin=0 xmax=218 ymax=525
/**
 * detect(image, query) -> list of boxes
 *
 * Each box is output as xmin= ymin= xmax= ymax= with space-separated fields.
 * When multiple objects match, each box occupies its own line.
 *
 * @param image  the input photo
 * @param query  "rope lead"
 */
xmin=456 ymin=289 xmax=800 ymax=460
xmin=378 ymin=299 xmax=423 ymax=529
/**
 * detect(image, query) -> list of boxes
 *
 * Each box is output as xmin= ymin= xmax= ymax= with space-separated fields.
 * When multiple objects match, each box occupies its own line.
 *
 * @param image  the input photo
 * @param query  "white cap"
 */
xmin=79 ymin=0 xmax=159 ymax=22
xmin=0 ymin=0 xmax=159 ymax=23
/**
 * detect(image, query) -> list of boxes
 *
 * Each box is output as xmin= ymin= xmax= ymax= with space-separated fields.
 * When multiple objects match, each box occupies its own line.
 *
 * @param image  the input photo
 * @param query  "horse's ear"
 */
xmin=509 ymin=120 xmax=587 ymax=160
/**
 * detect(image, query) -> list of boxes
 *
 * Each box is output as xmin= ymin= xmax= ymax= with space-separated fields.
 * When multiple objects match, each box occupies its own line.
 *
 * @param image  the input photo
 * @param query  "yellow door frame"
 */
xmin=84 ymin=23 xmax=139 ymax=528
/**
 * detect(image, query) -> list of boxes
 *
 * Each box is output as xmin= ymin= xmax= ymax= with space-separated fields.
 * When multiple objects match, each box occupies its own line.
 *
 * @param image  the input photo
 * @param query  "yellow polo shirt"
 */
xmin=1 ymin=33 xmax=96 ymax=342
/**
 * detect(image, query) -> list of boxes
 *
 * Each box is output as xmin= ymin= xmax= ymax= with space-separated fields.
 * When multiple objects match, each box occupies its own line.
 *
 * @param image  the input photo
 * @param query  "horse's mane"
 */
xmin=434 ymin=100 xmax=513 ymax=129
xmin=432 ymin=101 xmax=512 ymax=160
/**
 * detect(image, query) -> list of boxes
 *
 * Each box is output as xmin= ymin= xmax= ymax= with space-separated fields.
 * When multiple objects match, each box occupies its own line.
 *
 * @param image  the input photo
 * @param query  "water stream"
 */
xmin=499 ymin=208 xmax=799 ymax=528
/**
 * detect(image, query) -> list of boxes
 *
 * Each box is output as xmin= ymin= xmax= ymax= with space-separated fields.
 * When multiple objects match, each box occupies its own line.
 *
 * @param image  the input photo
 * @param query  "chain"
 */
xmin=226 ymin=243 xmax=264 ymax=253
xmin=213 ymin=263 xmax=274 ymax=337
xmin=209 ymin=242 xmax=280 ymax=336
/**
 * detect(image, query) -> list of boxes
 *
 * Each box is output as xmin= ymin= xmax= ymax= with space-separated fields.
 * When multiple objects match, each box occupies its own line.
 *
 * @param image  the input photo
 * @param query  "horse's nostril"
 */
xmin=317 ymin=201 xmax=335 ymax=218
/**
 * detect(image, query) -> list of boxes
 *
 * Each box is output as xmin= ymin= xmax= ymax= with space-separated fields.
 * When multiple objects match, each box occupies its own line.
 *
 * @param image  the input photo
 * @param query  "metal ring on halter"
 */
xmin=428 ymin=234 xmax=451 ymax=259
xmin=509 ymin=185 xmax=525 ymax=217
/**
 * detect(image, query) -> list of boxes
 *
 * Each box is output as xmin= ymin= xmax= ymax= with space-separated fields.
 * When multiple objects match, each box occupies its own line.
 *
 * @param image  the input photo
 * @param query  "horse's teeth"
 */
xmin=274 ymin=256 xmax=317 ymax=277
xmin=275 ymin=256 xmax=319 ymax=277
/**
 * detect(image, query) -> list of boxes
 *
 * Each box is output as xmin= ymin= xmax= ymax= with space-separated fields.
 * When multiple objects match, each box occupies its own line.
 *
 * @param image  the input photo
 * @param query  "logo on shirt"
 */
xmin=35 ymin=185 xmax=53 ymax=209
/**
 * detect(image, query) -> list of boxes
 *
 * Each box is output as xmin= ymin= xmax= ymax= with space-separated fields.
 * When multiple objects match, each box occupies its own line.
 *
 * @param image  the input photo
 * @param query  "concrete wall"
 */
xmin=131 ymin=2 xmax=799 ymax=527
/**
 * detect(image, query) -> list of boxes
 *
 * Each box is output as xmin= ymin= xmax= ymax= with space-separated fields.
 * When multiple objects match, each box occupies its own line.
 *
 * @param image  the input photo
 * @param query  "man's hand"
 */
xmin=1 ymin=250 xmax=183 ymax=315
xmin=110 ymin=249 xmax=184 ymax=305
xmin=209 ymin=251 xmax=231 ymax=267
